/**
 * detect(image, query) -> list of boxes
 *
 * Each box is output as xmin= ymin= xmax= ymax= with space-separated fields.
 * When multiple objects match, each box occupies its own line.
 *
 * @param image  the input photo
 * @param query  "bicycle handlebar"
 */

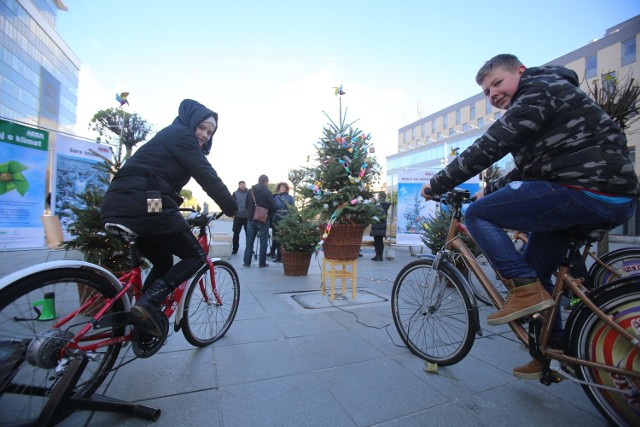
xmin=426 ymin=188 xmax=472 ymax=207
xmin=185 ymin=211 xmax=225 ymax=227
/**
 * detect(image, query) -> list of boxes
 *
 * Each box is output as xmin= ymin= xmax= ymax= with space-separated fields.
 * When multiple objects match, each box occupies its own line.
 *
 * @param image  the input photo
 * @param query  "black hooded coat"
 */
xmin=101 ymin=99 xmax=237 ymax=235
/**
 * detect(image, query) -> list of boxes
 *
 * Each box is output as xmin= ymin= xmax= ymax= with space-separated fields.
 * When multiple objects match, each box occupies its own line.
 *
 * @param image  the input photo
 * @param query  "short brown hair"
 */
xmin=475 ymin=54 xmax=523 ymax=85
xmin=276 ymin=182 xmax=290 ymax=192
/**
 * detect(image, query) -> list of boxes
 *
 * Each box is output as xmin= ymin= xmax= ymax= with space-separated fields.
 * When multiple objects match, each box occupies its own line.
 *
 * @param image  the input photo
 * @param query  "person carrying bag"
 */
xmin=243 ymin=174 xmax=276 ymax=267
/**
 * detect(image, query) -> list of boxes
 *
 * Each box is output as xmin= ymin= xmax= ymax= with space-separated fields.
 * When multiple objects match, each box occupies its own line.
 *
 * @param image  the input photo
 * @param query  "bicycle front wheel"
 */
xmin=588 ymin=247 xmax=640 ymax=288
xmin=391 ymin=258 xmax=475 ymax=366
xmin=182 ymin=260 xmax=240 ymax=347
xmin=568 ymin=276 xmax=640 ymax=426
xmin=0 ymin=268 xmax=125 ymax=425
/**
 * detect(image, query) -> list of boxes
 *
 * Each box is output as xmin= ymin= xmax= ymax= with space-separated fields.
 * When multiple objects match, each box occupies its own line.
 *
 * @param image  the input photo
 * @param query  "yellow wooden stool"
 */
xmin=321 ymin=259 xmax=357 ymax=301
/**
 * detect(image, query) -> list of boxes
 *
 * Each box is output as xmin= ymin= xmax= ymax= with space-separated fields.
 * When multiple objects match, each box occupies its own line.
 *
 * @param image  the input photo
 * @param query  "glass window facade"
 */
xmin=622 ymin=37 xmax=636 ymax=66
xmin=0 ymin=0 xmax=78 ymax=133
xmin=585 ymin=54 xmax=597 ymax=79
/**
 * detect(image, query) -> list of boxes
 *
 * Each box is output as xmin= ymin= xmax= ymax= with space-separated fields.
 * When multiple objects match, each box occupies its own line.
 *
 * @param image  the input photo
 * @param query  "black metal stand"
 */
xmin=37 ymin=357 xmax=161 ymax=426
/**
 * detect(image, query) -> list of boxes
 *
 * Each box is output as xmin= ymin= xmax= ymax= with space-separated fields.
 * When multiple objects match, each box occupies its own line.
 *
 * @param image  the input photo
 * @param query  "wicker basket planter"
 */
xmin=322 ymin=223 xmax=366 ymax=261
xmin=281 ymin=249 xmax=313 ymax=276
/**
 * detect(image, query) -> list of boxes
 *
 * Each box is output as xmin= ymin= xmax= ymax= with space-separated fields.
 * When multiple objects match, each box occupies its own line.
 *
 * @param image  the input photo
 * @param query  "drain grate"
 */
xmin=287 ymin=288 xmax=387 ymax=309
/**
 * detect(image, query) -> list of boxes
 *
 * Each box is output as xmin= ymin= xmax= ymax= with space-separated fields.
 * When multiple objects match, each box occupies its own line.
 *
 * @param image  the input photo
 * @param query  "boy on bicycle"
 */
xmin=420 ymin=54 xmax=638 ymax=379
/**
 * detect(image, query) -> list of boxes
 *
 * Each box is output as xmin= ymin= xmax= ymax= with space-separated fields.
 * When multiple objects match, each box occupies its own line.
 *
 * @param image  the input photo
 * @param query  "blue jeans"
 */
xmin=464 ymin=181 xmax=635 ymax=333
xmin=243 ymin=219 xmax=269 ymax=266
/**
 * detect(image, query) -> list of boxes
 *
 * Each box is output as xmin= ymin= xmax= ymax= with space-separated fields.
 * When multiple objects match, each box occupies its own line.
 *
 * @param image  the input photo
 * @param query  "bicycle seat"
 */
xmin=563 ymin=223 xmax=615 ymax=243
xmin=105 ymin=223 xmax=139 ymax=241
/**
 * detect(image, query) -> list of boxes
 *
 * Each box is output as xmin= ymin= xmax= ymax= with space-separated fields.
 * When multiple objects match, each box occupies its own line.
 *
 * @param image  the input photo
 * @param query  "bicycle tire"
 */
xmin=588 ymin=247 xmax=640 ymax=288
xmin=391 ymin=258 xmax=475 ymax=366
xmin=0 ymin=268 xmax=125 ymax=425
xmin=182 ymin=260 xmax=240 ymax=347
xmin=568 ymin=276 xmax=640 ymax=426
xmin=465 ymin=253 xmax=508 ymax=306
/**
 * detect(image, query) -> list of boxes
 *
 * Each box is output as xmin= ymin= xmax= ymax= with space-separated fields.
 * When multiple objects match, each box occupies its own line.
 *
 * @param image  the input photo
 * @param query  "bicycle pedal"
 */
xmin=92 ymin=312 xmax=132 ymax=329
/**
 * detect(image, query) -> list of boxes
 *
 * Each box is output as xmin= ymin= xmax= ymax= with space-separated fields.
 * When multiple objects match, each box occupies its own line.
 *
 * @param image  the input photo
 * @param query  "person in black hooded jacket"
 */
xmin=101 ymin=99 xmax=237 ymax=337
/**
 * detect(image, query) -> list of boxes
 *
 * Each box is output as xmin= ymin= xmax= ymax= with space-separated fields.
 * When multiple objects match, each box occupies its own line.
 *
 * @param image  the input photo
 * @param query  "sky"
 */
xmin=55 ymin=0 xmax=640 ymax=205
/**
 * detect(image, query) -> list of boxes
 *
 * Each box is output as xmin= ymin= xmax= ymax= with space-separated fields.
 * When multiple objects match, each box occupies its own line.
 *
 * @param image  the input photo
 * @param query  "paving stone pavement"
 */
xmin=0 ymin=220 xmax=631 ymax=426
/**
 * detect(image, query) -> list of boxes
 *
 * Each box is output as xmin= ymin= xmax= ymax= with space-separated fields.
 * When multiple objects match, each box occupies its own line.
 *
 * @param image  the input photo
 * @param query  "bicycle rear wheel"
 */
xmin=568 ymin=276 xmax=640 ymax=425
xmin=0 ymin=268 xmax=125 ymax=425
xmin=182 ymin=260 xmax=240 ymax=347
xmin=391 ymin=258 xmax=475 ymax=366
xmin=588 ymin=247 xmax=640 ymax=288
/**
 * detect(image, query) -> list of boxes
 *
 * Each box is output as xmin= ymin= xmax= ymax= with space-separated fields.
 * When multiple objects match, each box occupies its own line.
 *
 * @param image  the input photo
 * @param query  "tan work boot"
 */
xmin=513 ymin=359 xmax=543 ymax=380
xmin=486 ymin=278 xmax=555 ymax=326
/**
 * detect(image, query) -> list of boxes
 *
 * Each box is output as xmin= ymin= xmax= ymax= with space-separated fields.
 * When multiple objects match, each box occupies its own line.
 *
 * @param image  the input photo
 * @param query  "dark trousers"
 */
xmin=137 ymin=229 xmax=206 ymax=291
xmin=232 ymin=216 xmax=248 ymax=253
xmin=373 ymin=236 xmax=384 ymax=258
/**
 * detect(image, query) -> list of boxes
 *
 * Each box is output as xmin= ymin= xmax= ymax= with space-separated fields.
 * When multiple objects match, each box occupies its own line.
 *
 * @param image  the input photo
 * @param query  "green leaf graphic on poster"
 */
xmin=0 ymin=161 xmax=30 ymax=196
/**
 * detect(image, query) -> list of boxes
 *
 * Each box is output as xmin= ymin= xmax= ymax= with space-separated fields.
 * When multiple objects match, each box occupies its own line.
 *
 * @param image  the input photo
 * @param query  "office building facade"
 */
xmin=1 ymin=0 xmax=78 ymax=133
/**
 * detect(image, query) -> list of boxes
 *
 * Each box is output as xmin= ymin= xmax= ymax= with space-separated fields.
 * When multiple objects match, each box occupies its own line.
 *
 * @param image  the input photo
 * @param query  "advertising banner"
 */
xmin=395 ymin=169 xmax=480 ymax=246
xmin=0 ymin=120 xmax=49 ymax=249
xmin=396 ymin=170 xmax=438 ymax=246
xmin=52 ymin=134 xmax=112 ymax=240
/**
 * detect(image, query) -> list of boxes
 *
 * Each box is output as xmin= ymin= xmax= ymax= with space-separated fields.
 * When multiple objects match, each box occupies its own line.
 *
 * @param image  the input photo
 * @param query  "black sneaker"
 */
xmin=259 ymin=263 xmax=269 ymax=268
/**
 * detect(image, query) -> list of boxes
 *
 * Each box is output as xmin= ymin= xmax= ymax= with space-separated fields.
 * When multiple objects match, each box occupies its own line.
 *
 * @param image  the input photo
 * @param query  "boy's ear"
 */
xmin=517 ymin=65 xmax=526 ymax=75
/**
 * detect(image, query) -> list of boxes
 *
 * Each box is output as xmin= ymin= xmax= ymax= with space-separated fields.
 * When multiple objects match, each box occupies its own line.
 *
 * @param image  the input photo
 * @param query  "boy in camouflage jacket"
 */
xmin=421 ymin=54 xmax=638 ymax=380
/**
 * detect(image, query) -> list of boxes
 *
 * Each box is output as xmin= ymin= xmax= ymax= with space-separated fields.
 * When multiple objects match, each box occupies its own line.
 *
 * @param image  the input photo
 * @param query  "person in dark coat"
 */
xmin=231 ymin=180 xmax=249 ymax=254
xmin=270 ymin=182 xmax=295 ymax=262
xmin=243 ymin=174 xmax=276 ymax=267
xmin=370 ymin=192 xmax=391 ymax=261
xmin=101 ymin=99 xmax=237 ymax=337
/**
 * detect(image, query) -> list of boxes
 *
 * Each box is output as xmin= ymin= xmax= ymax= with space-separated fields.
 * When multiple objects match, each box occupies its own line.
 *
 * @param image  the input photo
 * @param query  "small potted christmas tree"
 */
xmin=299 ymin=92 xmax=381 ymax=260
xmin=274 ymin=204 xmax=319 ymax=276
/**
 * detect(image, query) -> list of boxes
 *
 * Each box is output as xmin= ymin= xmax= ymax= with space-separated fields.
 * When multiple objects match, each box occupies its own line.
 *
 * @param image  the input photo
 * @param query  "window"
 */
xmin=431 ymin=120 xmax=436 ymax=133
xmin=456 ymin=109 xmax=461 ymax=125
xmin=437 ymin=131 xmax=442 ymax=140
xmin=411 ymin=127 xmax=416 ymax=140
xmin=443 ymin=114 xmax=448 ymax=128
xmin=421 ymin=123 xmax=426 ymax=136
xmin=622 ymin=37 xmax=636 ymax=66
xmin=478 ymin=118 xmax=484 ymax=128
xmin=463 ymin=123 xmax=470 ymax=132
xmin=486 ymin=98 xmax=492 ymax=114
xmin=449 ymin=128 xmax=455 ymax=137
xmin=470 ymin=103 xmax=476 ymax=120
xmin=585 ymin=54 xmax=597 ymax=79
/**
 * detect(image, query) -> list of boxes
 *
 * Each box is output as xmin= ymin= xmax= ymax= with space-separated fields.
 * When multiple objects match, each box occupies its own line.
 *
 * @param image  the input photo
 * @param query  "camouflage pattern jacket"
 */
xmin=430 ymin=66 xmax=639 ymax=198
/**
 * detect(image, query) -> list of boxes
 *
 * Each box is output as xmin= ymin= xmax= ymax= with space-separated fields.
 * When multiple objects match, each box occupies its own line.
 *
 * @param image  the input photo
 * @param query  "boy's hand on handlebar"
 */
xmin=420 ymin=184 xmax=435 ymax=201
xmin=472 ymin=188 xmax=485 ymax=201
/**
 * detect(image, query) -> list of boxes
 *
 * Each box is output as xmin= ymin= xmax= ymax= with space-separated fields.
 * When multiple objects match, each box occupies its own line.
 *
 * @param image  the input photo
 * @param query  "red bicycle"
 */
xmin=0 ymin=210 xmax=240 ymax=425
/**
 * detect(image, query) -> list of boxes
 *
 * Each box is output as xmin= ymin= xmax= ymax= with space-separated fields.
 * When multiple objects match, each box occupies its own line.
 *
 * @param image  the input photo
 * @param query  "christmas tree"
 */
xmin=299 ymin=88 xmax=382 ymax=246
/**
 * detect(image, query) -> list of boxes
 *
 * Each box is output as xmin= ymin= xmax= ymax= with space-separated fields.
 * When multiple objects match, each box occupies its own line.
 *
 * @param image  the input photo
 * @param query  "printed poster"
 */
xmin=52 ymin=134 xmax=112 ymax=240
xmin=0 ymin=119 xmax=49 ymax=249
xmin=396 ymin=169 xmax=480 ymax=246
